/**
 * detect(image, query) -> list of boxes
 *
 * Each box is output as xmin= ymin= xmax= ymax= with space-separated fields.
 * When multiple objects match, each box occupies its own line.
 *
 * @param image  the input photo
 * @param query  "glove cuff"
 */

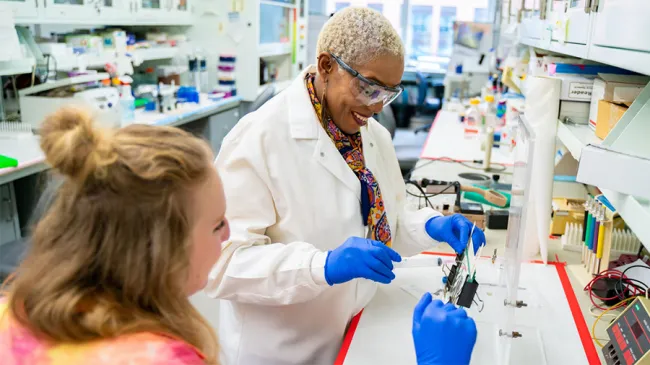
xmin=323 ymin=251 xmax=334 ymax=286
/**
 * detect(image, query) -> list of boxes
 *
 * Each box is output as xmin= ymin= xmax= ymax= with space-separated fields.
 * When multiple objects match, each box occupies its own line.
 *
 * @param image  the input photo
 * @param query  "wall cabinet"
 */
xmin=563 ymin=0 xmax=590 ymax=44
xmin=1 ymin=0 xmax=39 ymax=19
xmin=519 ymin=0 xmax=650 ymax=75
xmin=43 ymin=0 xmax=95 ymax=21
xmin=7 ymin=0 xmax=191 ymax=24
xmin=591 ymin=0 xmax=650 ymax=52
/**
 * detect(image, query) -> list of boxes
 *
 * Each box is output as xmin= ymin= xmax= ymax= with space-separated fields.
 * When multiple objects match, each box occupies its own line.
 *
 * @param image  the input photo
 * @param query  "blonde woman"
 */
xmin=210 ymin=7 xmax=484 ymax=365
xmin=0 ymin=107 xmax=229 ymax=364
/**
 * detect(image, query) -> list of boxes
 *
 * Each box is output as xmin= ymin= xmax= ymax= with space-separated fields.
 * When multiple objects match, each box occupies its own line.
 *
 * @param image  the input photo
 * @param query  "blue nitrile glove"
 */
xmin=425 ymin=214 xmax=486 ymax=255
xmin=412 ymin=293 xmax=477 ymax=365
xmin=324 ymin=237 xmax=402 ymax=285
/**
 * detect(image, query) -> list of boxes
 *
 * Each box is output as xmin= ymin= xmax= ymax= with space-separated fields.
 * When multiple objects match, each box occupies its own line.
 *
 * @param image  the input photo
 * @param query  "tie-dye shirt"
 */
xmin=0 ymin=300 xmax=206 ymax=365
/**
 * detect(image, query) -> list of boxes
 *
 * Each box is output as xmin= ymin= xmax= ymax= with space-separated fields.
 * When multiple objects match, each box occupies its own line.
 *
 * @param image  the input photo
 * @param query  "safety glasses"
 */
xmin=330 ymin=53 xmax=403 ymax=107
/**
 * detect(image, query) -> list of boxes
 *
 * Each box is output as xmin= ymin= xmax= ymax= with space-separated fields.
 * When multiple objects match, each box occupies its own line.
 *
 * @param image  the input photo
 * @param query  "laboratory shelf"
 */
xmin=55 ymin=47 xmax=180 ymax=71
xmin=132 ymin=47 xmax=180 ymax=61
xmin=259 ymin=43 xmax=292 ymax=58
xmin=0 ymin=58 xmax=36 ymax=76
xmin=257 ymin=79 xmax=292 ymax=97
xmin=556 ymin=120 xmax=601 ymax=160
xmin=520 ymin=37 xmax=650 ymax=77
xmin=601 ymin=188 xmax=650 ymax=249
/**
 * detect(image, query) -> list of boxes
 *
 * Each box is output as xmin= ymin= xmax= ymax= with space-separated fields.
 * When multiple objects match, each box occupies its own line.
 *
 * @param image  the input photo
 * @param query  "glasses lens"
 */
xmin=349 ymin=77 xmax=401 ymax=107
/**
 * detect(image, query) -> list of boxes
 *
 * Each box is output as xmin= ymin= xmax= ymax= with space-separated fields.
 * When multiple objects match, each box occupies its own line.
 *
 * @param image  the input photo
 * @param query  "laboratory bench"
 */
xmin=0 ymin=95 xmax=243 ymax=279
xmin=337 ymin=110 xmax=607 ymax=364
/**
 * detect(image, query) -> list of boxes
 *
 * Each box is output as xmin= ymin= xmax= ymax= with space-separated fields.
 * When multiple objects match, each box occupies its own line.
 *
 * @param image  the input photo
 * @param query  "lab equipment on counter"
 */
xmin=217 ymin=55 xmax=237 ymax=97
xmin=464 ymin=98 xmax=481 ymax=137
xmin=189 ymin=56 xmax=201 ymax=93
xmin=18 ymin=73 xmax=120 ymax=130
xmin=157 ymin=83 xmax=176 ymax=113
xmin=0 ymin=154 xmax=18 ymax=169
xmin=177 ymin=86 xmax=199 ymax=104
xmin=602 ymin=297 xmax=650 ymax=364
xmin=200 ymin=58 xmax=210 ymax=93
xmin=441 ymin=224 xmax=483 ymax=309
xmin=119 ymin=84 xmax=135 ymax=125
xmin=157 ymin=65 xmax=184 ymax=85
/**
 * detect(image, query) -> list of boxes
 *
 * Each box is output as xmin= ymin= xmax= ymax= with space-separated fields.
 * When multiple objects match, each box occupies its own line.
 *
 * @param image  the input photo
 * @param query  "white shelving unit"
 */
xmin=601 ymin=188 xmax=650 ymax=251
xmin=0 ymin=58 xmax=36 ymax=76
xmin=55 ymin=47 xmax=181 ymax=71
xmin=5 ymin=0 xmax=194 ymax=26
xmin=556 ymin=121 xmax=601 ymax=160
xmin=233 ymin=0 xmax=309 ymax=101
xmin=514 ymin=0 xmax=650 ymax=248
xmin=259 ymin=43 xmax=292 ymax=58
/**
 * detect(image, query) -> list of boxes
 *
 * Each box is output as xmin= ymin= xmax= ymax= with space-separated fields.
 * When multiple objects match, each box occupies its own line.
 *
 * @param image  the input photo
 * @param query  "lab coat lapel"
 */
xmin=314 ymin=128 xmax=361 ymax=199
xmin=286 ymin=66 xmax=361 ymax=199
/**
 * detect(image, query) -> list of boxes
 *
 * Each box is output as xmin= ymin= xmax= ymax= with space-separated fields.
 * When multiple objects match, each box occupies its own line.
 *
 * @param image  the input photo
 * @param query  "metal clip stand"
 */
xmin=498 ymin=300 xmax=528 ymax=339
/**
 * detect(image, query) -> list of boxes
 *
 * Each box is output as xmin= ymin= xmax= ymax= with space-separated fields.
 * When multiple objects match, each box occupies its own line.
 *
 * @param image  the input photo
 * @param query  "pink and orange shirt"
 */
xmin=0 ymin=300 xmax=206 ymax=365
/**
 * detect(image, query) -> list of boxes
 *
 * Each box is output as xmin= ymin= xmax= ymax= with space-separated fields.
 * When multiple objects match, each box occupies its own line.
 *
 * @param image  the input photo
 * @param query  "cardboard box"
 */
xmin=588 ymin=74 xmax=649 ymax=130
xmin=551 ymin=198 xmax=586 ymax=236
xmin=596 ymin=100 xmax=628 ymax=140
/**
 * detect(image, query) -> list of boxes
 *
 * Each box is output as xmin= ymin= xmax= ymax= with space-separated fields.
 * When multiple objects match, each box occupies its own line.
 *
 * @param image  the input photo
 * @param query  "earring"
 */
xmin=320 ymin=79 xmax=329 ymax=124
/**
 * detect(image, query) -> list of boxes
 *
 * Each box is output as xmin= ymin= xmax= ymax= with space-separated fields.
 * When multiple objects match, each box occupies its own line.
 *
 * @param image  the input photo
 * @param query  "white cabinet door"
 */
xmin=592 ymin=0 xmax=650 ymax=52
xmin=169 ymin=0 xmax=190 ymax=24
xmin=98 ymin=0 xmax=131 ymax=21
xmin=1 ymin=0 xmax=39 ymax=19
xmin=564 ymin=0 xmax=591 ymax=44
xmin=136 ymin=0 xmax=172 ymax=23
xmin=43 ymin=0 xmax=94 ymax=20
xmin=550 ymin=0 xmax=591 ymax=44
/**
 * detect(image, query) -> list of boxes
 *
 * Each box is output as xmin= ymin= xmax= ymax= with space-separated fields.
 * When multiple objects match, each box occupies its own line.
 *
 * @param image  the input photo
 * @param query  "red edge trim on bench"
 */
xmin=334 ymin=252 xmax=600 ymax=365
xmin=334 ymin=309 xmax=364 ymax=365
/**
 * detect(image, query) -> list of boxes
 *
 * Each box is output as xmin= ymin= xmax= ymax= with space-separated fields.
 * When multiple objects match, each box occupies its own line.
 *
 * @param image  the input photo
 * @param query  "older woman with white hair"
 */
xmin=208 ymin=7 xmax=484 ymax=365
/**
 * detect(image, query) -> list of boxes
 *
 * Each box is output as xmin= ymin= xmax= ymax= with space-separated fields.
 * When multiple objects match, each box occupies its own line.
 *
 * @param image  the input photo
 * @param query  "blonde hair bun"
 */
xmin=39 ymin=107 xmax=117 ymax=183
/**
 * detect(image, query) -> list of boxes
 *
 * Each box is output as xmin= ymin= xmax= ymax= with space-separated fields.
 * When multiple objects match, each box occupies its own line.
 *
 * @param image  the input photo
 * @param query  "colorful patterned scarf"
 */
xmin=305 ymin=74 xmax=392 ymax=247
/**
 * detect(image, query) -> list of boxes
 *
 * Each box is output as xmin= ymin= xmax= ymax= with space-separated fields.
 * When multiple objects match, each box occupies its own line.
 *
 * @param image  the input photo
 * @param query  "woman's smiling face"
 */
xmin=317 ymin=53 xmax=404 ymax=134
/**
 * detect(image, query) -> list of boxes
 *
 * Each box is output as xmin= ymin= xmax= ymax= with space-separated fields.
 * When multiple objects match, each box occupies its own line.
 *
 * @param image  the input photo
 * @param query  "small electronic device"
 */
xmin=602 ymin=297 xmax=650 ymax=364
xmin=443 ymin=224 xmax=481 ymax=309
xmin=19 ymin=73 xmax=120 ymax=130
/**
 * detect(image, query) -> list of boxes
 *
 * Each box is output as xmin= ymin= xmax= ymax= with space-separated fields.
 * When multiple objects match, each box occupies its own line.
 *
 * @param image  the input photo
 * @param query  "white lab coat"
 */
xmin=206 ymin=66 xmax=441 ymax=365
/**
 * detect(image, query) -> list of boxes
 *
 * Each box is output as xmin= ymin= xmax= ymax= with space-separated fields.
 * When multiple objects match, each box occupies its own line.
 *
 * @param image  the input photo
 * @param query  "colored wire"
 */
xmin=405 ymin=181 xmax=456 ymax=209
xmin=404 ymin=157 xmax=508 ymax=182
xmin=617 ymin=265 xmax=650 ymax=300
xmin=583 ymin=269 xmax=646 ymax=310
xmin=592 ymin=296 xmax=636 ymax=348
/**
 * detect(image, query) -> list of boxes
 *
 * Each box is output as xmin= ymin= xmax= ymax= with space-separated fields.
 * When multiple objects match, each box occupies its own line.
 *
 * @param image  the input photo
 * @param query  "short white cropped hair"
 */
xmin=316 ymin=7 xmax=405 ymax=67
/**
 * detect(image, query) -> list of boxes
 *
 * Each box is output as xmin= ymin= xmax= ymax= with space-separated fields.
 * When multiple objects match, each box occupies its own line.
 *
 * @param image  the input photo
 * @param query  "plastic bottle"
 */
xmin=481 ymin=75 xmax=494 ymax=100
xmin=200 ymin=58 xmax=210 ymax=93
xmin=119 ymin=84 xmax=135 ymax=126
xmin=465 ymin=98 xmax=481 ymax=127
xmin=484 ymin=95 xmax=497 ymax=128
xmin=189 ymin=56 xmax=200 ymax=93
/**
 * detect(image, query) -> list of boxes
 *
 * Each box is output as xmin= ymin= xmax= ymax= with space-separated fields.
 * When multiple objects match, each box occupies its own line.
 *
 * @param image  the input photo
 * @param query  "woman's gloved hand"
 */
xmin=412 ymin=293 xmax=477 ymax=365
xmin=425 ymin=214 xmax=486 ymax=255
xmin=324 ymin=237 xmax=402 ymax=285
